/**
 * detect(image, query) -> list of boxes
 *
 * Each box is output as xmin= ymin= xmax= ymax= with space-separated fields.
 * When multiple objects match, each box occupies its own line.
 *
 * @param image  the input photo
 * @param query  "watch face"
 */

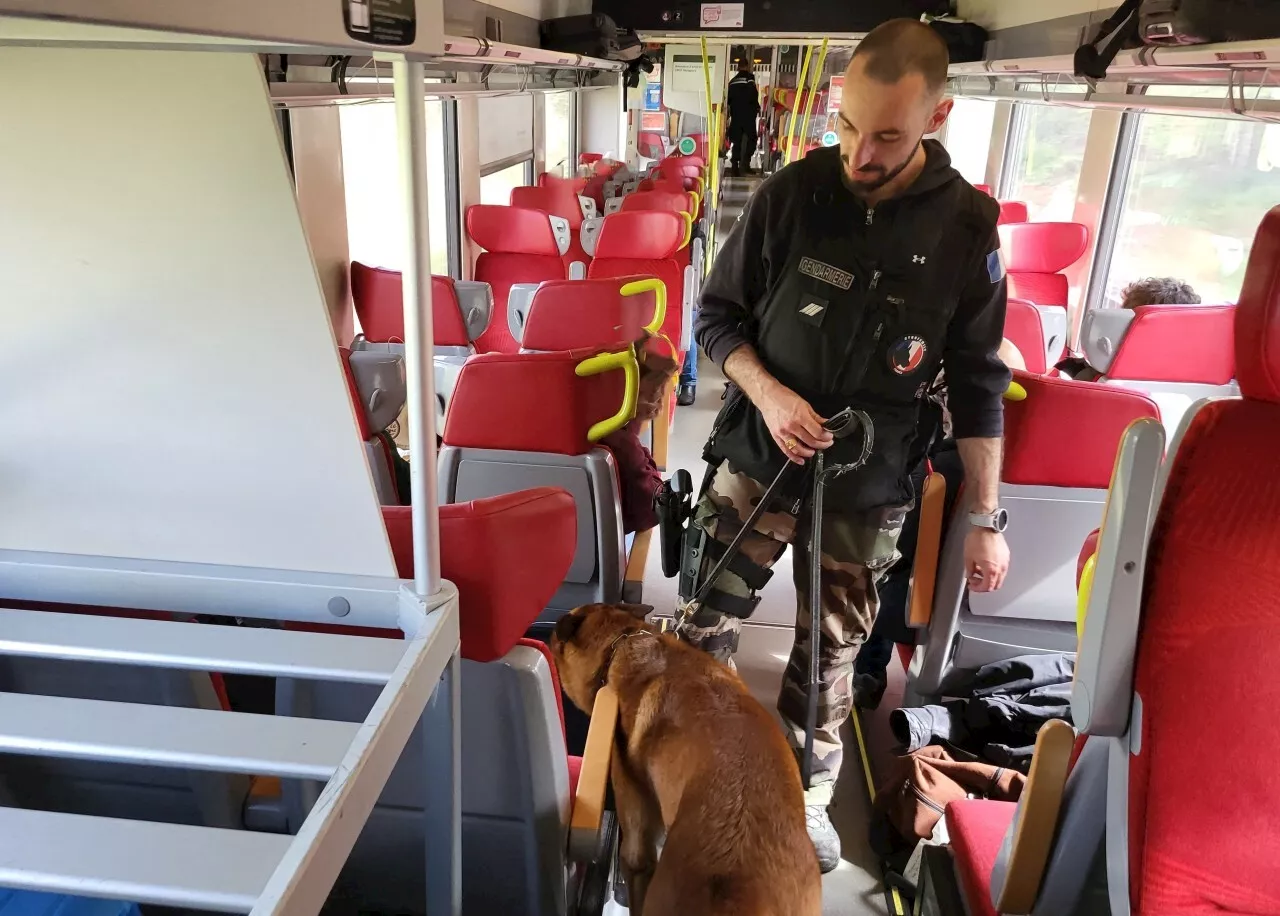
xmin=994 ymin=508 xmax=1009 ymax=532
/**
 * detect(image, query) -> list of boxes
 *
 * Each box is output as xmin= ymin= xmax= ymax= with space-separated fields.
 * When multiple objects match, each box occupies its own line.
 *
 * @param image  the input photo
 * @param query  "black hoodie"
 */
xmin=695 ymin=140 xmax=1009 ymax=511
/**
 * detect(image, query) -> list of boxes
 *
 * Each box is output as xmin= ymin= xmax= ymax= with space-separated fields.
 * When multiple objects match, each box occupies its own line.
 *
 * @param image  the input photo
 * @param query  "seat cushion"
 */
xmin=947 ymin=799 xmax=1016 ymax=916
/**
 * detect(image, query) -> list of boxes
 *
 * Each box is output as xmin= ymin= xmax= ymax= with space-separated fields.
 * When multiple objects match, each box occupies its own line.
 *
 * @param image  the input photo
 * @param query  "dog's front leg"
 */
xmin=611 ymin=753 xmax=660 ymax=915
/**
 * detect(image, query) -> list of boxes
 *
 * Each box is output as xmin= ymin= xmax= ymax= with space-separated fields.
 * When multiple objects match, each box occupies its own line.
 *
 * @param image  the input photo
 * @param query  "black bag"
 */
xmin=539 ymin=13 xmax=641 ymax=62
xmin=928 ymin=18 xmax=988 ymax=64
xmin=1139 ymin=0 xmax=1280 ymax=46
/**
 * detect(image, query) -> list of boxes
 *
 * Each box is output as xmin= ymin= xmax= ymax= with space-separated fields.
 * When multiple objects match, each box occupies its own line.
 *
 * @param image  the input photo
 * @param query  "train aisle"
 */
xmin=641 ymin=175 xmax=897 ymax=916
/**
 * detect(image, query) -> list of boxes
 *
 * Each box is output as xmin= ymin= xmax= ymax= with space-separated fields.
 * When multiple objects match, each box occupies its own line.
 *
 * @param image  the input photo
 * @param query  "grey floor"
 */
xmin=638 ymin=175 xmax=911 ymax=916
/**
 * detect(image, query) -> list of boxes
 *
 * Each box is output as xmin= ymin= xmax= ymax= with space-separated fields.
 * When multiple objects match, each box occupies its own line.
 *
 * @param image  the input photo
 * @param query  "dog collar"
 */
xmin=594 ymin=628 xmax=653 ymax=689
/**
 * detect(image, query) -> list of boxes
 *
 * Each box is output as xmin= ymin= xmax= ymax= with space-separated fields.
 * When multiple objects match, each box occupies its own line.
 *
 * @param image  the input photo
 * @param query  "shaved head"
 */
xmin=852 ymin=18 xmax=950 ymax=98
xmin=835 ymin=18 xmax=953 ymax=197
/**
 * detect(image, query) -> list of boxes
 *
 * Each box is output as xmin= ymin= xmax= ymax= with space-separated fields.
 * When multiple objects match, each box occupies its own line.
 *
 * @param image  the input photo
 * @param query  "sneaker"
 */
xmin=677 ymin=383 xmax=696 ymax=406
xmin=853 ymin=671 xmax=888 ymax=711
xmin=806 ymin=805 xmax=841 ymax=873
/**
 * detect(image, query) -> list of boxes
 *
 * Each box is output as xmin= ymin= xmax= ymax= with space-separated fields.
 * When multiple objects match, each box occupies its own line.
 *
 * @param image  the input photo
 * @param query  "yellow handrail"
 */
xmin=785 ymin=46 xmax=814 ymax=167
xmin=1004 ymin=381 xmax=1028 ymax=401
xmin=576 ymin=347 xmax=639 ymax=442
xmin=797 ymin=38 xmax=829 ymax=162
xmin=1076 ymin=551 xmax=1096 ymax=642
xmin=620 ymin=277 xmax=668 ymax=334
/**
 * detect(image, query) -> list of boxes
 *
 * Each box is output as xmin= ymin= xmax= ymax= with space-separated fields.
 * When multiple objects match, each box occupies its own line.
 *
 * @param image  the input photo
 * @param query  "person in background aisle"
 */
xmin=854 ymin=339 xmax=1025 ymax=711
xmin=1056 ymin=277 xmax=1201 ymax=381
xmin=727 ymin=58 xmax=761 ymax=177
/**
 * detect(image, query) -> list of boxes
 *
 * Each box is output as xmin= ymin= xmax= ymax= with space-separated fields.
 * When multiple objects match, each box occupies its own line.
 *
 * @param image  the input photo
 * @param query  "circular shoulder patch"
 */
xmin=887 ymin=335 xmax=928 ymax=376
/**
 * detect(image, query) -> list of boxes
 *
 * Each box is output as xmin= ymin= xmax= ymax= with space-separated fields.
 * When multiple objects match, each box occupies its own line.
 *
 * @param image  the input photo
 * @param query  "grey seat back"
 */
xmin=278 ymin=645 xmax=569 ymax=915
xmin=907 ymin=375 xmax=1160 ymax=701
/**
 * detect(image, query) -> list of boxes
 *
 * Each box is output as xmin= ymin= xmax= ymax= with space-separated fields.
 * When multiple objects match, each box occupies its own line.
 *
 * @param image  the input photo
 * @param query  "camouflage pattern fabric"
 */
xmin=675 ymin=460 xmax=906 ymax=808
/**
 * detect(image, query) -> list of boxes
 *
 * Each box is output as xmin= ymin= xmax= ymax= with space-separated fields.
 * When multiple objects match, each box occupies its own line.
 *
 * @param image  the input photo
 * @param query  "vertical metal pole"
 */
xmin=797 ymin=38 xmax=829 ymax=161
xmin=443 ymin=98 xmax=464 ymax=280
xmin=394 ymin=58 xmax=442 ymax=598
xmin=785 ymin=46 xmax=814 ymax=167
xmin=423 ymin=653 xmax=462 ymax=916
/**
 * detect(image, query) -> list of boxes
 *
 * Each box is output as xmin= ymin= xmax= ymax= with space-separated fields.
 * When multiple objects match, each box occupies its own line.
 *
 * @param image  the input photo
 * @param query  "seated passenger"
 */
xmin=1056 ymin=277 xmax=1201 ymax=380
xmin=601 ymin=336 xmax=679 ymax=535
xmin=853 ymin=338 xmax=1023 ymax=709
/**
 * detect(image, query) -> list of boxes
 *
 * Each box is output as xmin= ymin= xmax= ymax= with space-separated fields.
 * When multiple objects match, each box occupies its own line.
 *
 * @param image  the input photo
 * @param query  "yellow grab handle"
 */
xmin=679 ymin=211 xmax=694 ymax=250
xmin=1004 ymin=381 xmax=1028 ymax=402
xmin=1077 ymin=551 xmax=1096 ymax=643
xmin=620 ymin=278 xmax=668 ymax=335
xmin=576 ymin=347 xmax=639 ymax=442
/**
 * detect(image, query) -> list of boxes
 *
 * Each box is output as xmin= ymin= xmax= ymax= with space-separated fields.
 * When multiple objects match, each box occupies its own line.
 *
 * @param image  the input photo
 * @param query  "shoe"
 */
xmin=729 ymin=165 xmax=741 ymax=178
xmin=806 ymin=805 xmax=841 ymax=874
xmin=853 ymin=671 xmax=888 ymax=711
xmin=677 ymin=383 xmax=696 ymax=406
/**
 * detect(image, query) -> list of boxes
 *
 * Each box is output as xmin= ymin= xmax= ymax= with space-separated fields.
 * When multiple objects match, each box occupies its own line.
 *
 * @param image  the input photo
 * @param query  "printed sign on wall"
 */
xmin=826 ymin=76 xmax=844 ymax=114
xmin=700 ymin=3 xmax=745 ymax=28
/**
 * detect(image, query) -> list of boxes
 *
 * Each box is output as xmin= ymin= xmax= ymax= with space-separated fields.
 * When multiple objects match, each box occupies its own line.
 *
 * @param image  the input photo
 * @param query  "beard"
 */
xmin=841 ymin=137 xmax=922 ymax=196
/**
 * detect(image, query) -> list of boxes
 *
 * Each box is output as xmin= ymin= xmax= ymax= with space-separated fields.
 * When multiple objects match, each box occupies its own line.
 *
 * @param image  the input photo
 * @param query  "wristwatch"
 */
xmin=969 ymin=508 xmax=1009 ymax=533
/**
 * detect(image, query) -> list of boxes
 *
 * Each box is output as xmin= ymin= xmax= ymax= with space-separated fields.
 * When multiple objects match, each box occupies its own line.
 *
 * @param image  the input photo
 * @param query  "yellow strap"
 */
xmin=1005 ymin=381 xmax=1028 ymax=401
xmin=785 ymin=47 xmax=814 ymax=167
xmin=797 ymin=38 xmax=829 ymax=160
xmin=620 ymin=277 xmax=667 ymax=335
xmin=576 ymin=347 xmax=639 ymax=442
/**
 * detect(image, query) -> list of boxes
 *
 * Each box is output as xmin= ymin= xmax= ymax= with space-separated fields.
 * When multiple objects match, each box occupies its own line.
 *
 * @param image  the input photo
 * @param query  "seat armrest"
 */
xmin=622 ymin=528 xmax=652 ymax=606
xmin=569 ymin=686 xmax=620 ymax=862
xmin=907 ymin=471 xmax=946 ymax=628
xmin=650 ymin=380 xmax=673 ymax=471
xmin=991 ymin=719 xmax=1076 ymax=914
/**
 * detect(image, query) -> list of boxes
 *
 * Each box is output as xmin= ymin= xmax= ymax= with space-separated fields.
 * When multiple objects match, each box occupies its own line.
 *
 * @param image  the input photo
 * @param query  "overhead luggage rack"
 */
xmin=0 ymin=594 xmax=460 ymax=916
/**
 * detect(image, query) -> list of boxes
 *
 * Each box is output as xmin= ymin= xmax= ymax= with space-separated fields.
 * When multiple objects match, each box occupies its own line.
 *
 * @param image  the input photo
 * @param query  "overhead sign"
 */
xmin=644 ymin=67 xmax=663 ymax=111
xmin=700 ymin=3 xmax=745 ymax=28
xmin=826 ymin=75 xmax=844 ymax=114
xmin=662 ymin=45 xmax=726 ymax=114
xmin=822 ymin=130 xmax=839 ymax=147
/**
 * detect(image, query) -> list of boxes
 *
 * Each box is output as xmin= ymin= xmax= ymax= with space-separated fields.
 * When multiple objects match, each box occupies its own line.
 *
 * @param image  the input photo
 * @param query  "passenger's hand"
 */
xmin=964 ymin=529 xmax=1010 ymax=593
xmin=758 ymin=383 xmax=834 ymax=464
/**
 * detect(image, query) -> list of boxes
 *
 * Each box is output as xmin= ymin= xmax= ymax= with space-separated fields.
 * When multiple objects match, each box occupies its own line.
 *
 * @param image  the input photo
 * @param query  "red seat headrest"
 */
xmin=999 ymin=222 xmax=1090 ymax=274
xmin=1077 ymin=528 xmax=1100 ymax=592
xmin=382 ymin=488 xmax=577 ymax=662
xmin=538 ymin=172 xmax=587 ymax=194
xmin=998 ymin=201 xmax=1029 ymax=225
xmin=974 ymin=184 xmax=993 ymax=196
xmin=350 ymin=263 xmax=470 ymax=348
xmin=1002 ymin=298 xmax=1049 ymax=374
xmin=466 ymin=205 xmax=562 ymax=256
xmin=595 ymin=211 xmax=686 ymax=260
xmin=442 ymin=349 xmax=629 ymax=455
xmin=511 ymin=185 xmax=583 ymax=228
xmin=620 ymin=190 xmax=694 ymax=216
xmin=1107 ymin=304 xmax=1237 ymax=385
xmin=1235 ymin=205 xmax=1280 ymax=404
xmin=521 ymin=277 xmax=657 ymax=352
xmin=1003 ymin=370 xmax=1160 ymax=489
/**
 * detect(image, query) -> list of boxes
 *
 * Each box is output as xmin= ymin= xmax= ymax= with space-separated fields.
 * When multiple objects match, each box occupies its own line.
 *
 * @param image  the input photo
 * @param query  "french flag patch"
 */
xmin=986 ymin=248 xmax=1006 ymax=284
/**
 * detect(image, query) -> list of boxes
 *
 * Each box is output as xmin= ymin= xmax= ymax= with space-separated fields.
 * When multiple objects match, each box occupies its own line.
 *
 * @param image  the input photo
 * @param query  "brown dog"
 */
xmin=550 ymin=603 xmax=822 ymax=916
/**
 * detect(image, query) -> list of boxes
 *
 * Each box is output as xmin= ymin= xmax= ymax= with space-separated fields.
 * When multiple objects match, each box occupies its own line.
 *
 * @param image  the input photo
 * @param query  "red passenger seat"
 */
xmin=999 ymin=221 xmax=1090 ymax=309
xmin=349 ymin=262 xmax=486 ymax=350
xmin=466 ymin=205 xmax=572 ymax=353
xmin=998 ymin=200 xmax=1029 ymax=225
xmin=511 ymin=185 xmax=592 ymax=271
xmin=518 ymin=277 xmax=659 ymax=353
xmin=621 ymin=189 xmax=696 ymax=218
xmin=586 ymin=211 xmax=691 ymax=359
xmin=1002 ymin=298 xmax=1053 ymax=374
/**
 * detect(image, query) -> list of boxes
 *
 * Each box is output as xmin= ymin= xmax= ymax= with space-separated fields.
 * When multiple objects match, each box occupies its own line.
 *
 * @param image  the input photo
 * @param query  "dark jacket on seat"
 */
xmin=695 ymin=141 xmax=1010 ymax=510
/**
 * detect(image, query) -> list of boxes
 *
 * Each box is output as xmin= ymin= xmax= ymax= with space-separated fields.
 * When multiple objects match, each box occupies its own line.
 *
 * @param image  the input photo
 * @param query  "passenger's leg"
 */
xmin=779 ymin=504 xmax=906 ymax=871
xmin=673 ymin=460 xmax=794 ymax=665
xmin=741 ymin=125 xmax=759 ymax=174
xmin=677 ymin=337 xmax=698 ymax=406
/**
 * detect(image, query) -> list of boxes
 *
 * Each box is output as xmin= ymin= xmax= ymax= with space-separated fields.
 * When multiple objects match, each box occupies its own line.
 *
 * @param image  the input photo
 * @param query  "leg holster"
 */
xmin=677 ymin=508 xmax=774 ymax=625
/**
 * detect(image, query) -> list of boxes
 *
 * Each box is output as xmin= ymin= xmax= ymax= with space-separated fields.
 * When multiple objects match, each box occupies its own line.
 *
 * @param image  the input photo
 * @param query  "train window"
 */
xmin=480 ymin=161 xmax=531 ymax=205
xmin=1103 ymin=114 xmax=1280 ymax=306
xmin=943 ymin=98 xmax=997 ymax=187
xmin=543 ymin=91 xmax=574 ymax=178
xmin=1002 ymin=104 xmax=1092 ymax=221
xmin=339 ymin=100 xmax=450 ymax=274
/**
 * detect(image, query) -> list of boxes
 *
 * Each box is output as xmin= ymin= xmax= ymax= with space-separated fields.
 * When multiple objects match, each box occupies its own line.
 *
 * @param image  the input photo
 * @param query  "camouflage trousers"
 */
xmin=674 ymin=460 xmax=906 ymax=808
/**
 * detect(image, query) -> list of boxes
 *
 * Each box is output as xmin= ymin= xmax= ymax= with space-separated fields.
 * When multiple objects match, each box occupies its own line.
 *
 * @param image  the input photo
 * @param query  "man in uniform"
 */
xmin=675 ymin=19 xmax=1013 ymax=872
xmin=726 ymin=58 xmax=761 ymax=176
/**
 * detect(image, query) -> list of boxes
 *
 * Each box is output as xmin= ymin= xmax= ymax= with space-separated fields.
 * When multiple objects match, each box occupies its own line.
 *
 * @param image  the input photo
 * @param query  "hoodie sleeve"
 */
xmin=695 ymin=180 xmax=772 ymax=369
xmin=945 ymin=230 xmax=1012 ymax=440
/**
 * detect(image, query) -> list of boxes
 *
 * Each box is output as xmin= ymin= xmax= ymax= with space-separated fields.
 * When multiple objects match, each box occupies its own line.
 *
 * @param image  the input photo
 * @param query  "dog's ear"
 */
xmin=618 ymin=602 xmax=653 ymax=621
xmin=553 ymin=610 xmax=586 ymax=645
